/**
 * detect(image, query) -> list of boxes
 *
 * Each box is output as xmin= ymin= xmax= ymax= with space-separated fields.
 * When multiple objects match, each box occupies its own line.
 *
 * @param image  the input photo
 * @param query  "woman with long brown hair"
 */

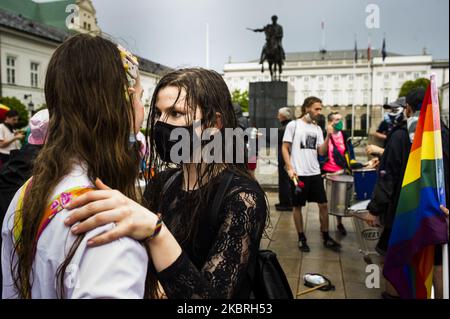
xmin=64 ymin=68 xmax=269 ymax=298
xmin=1 ymin=34 xmax=154 ymax=298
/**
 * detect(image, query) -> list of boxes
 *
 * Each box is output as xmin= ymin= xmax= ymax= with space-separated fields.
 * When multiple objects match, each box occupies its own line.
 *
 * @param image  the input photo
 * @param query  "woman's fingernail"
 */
xmin=64 ymin=214 xmax=73 ymax=226
xmin=71 ymin=226 xmax=79 ymax=234
xmin=87 ymin=240 xmax=94 ymax=246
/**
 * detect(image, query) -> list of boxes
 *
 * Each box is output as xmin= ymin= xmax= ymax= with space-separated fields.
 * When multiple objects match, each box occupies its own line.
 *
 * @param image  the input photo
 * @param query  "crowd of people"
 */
xmin=0 ymin=33 xmax=448 ymax=299
xmin=274 ymin=87 xmax=449 ymax=298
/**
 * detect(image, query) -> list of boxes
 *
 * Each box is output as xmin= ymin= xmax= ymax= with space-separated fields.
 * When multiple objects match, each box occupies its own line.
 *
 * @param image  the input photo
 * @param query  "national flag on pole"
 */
xmin=382 ymin=37 xmax=387 ymax=62
xmin=383 ymin=74 xmax=448 ymax=299
xmin=354 ymin=39 xmax=358 ymax=63
xmin=367 ymin=37 xmax=372 ymax=62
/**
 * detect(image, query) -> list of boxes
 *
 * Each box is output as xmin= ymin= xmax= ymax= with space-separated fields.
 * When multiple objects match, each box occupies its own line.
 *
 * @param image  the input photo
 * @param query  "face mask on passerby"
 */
xmin=388 ymin=107 xmax=405 ymax=125
xmin=334 ymin=120 xmax=343 ymax=131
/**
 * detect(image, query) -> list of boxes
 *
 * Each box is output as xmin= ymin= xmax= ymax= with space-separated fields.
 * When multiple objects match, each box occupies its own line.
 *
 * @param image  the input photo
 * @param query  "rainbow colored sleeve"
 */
xmin=383 ymin=75 xmax=448 ymax=299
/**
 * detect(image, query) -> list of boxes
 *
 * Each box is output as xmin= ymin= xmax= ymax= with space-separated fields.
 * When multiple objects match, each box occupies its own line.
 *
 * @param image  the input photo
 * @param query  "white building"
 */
xmin=71 ymin=0 xmax=101 ymax=34
xmin=0 ymin=7 xmax=170 ymax=122
xmin=223 ymin=50 xmax=449 ymax=130
xmin=0 ymin=8 xmax=70 ymax=108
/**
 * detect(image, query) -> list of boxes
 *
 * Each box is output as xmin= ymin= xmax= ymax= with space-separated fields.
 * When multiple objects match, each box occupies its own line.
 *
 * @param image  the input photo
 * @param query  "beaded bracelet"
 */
xmin=147 ymin=214 xmax=163 ymax=241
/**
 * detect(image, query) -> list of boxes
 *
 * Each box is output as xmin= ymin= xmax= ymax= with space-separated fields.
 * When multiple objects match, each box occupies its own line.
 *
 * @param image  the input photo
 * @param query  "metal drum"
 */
xmin=325 ymin=174 xmax=354 ymax=217
xmin=349 ymin=200 xmax=382 ymax=258
xmin=352 ymin=168 xmax=377 ymax=200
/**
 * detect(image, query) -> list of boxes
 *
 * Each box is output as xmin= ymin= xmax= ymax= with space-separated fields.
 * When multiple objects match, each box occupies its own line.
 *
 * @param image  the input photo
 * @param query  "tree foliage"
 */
xmin=399 ymin=78 xmax=430 ymax=98
xmin=0 ymin=96 xmax=29 ymax=128
xmin=231 ymin=89 xmax=249 ymax=113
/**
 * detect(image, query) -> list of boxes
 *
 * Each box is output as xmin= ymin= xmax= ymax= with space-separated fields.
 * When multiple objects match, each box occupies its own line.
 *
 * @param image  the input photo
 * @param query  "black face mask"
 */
xmin=153 ymin=121 xmax=195 ymax=163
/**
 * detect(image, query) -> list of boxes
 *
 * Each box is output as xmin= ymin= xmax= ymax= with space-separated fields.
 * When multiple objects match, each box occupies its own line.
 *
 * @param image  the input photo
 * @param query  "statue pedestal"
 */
xmin=248 ymin=81 xmax=294 ymax=142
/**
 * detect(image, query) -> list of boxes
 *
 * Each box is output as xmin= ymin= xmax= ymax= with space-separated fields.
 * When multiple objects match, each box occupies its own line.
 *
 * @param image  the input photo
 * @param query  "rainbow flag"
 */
xmin=383 ymin=74 xmax=448 ymax=299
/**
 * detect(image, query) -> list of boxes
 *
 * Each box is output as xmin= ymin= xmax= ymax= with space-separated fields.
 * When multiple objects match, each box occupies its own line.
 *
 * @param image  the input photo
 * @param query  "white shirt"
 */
xmin=282 ymin=119 xmax=324 ymax=176
xmin=0 ymin=123 xmax=21 ymax=155
xmin=2 ymin=163 xmax=148 ymax=299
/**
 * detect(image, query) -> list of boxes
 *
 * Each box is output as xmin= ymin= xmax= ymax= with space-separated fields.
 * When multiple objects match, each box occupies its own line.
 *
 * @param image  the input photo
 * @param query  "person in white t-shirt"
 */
xmin=0 ymin=110 xmax=24 ymax=167
xmin=282 ymin=96 xmax=341 ymax=252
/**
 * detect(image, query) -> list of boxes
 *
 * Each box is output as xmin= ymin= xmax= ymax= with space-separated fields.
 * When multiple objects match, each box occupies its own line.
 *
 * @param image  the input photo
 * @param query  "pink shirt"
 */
xmin=323 ymin=131 xmax=346 ymax=173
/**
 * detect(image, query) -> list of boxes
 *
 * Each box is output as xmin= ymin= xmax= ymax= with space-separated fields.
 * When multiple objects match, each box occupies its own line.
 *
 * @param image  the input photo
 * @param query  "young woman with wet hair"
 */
xmin=64 ymin=68 xmax=269 ymax=299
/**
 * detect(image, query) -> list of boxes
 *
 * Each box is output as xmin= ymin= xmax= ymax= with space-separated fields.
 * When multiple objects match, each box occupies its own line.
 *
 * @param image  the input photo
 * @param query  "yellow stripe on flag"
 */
xmin=402 ymin=148 xmax=421 ymax=187
xmin=402 ymin=130 xmax=442 ymax=187
xmin=425 ymin=268 xmax=434 ymax=299
xmin=421 ymin=131 xmax=442 ymax=160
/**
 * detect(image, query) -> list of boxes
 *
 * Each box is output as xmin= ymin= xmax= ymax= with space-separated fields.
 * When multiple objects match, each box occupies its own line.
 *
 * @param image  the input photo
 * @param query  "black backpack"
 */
xmin=209 ymin=171 xmax=294 ymax=299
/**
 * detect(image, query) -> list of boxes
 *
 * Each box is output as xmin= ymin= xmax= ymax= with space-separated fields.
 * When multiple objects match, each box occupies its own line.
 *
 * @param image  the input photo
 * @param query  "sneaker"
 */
xmin=323 ymin=236 xmax=341 ymax=251
xmin=337 ymin=223 xmax=347 ymax=236
xmin=298 ymin=239 xmax=310 ymax=252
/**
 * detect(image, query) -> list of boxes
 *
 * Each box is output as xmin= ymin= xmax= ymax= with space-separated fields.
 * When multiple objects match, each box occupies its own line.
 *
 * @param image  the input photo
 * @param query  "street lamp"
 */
xmin=28 ymin=101 xmax=35 ymax=112
xmin=24 ymin=94 xmax=34 ymax=112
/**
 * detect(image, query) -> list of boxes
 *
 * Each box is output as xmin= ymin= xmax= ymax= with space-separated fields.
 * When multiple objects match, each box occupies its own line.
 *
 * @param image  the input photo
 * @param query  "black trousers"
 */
xmin=278 ymin=157 xmax=292 ymax=207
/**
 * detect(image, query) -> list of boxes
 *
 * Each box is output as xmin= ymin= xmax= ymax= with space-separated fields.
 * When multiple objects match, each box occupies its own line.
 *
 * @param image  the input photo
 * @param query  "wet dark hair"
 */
xmin=144 ymin=68 xmax=268 ymax=247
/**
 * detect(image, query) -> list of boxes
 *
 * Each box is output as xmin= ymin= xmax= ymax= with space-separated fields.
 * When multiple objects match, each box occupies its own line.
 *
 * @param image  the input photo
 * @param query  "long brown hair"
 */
xmin=144 ymin=68 xmax=269 ymax=249
xmin=299 ymin=96 xmax=322 ymax=120
xmin=11 ymin=33 xmax=156 ymax=298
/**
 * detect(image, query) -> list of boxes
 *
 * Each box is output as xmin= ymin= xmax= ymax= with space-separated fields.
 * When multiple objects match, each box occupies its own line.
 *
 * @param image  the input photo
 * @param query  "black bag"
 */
xmin=210 ymin=171 xmax=294 ymax=299
xmin=329 ymin=134 xmax=347 ymax=169
xmin=249 ymin=250 xmax=294 ymax=299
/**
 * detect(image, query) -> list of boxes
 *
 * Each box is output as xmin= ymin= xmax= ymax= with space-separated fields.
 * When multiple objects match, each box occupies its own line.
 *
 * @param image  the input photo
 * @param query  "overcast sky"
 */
xmin=89 ymin=0 xmax=449 ymax=72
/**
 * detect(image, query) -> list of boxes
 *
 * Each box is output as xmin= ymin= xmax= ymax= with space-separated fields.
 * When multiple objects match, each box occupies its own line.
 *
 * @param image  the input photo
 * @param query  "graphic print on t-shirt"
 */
xmin=300 ymin=133 xmax=317 ymax=150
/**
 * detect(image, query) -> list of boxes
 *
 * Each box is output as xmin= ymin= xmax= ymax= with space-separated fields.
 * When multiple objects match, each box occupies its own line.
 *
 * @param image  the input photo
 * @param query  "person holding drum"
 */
xmin=321 ymin=112 xmax=356 ymax=236
xmin=282 ymin=97 xmax=341 ymax=252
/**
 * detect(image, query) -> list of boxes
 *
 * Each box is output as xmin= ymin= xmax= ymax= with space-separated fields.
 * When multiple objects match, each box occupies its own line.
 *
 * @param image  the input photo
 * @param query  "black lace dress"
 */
xmin=144 ymin=169 xmax=267 ymax=299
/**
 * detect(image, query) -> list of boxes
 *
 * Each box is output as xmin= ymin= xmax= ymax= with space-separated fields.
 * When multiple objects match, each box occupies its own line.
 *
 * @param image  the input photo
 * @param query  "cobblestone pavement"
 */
xmin=261 ymin=191 xmax=384 ymax=299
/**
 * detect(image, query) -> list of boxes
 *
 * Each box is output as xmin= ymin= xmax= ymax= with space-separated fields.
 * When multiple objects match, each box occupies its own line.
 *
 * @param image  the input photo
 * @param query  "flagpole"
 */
xmin=352 ymin=34 xmax=357 ymax=139
xmin=383 ymin=63 xmax=386 ymax=115
xmin=367 ymin=35 xmax=372 ymax=136
xmin=430 ymin=73 xmax=449 ymax=299
xmin=382 ymin=35 xmax=387 ymax=119
xmin=444 ymin=243 xmax=449 ymax=299
xmin=352 ymin=64 xmax=356 ymax=139
xmin=206 ymin=22 xmax=210 ymax=69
